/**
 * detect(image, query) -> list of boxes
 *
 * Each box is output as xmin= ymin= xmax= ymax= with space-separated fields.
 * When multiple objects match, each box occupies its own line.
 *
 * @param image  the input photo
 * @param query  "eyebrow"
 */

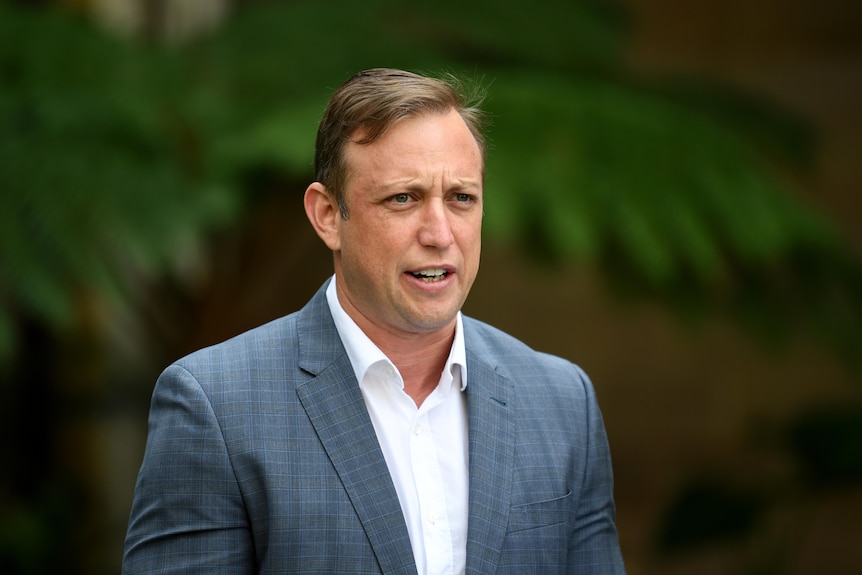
xmin=378 ymin=176 xmax=482 ymax=194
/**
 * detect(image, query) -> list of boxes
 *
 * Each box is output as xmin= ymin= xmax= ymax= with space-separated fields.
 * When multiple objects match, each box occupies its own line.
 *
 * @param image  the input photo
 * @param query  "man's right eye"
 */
xmin=393 ymin=193 xmax=410 ymax=203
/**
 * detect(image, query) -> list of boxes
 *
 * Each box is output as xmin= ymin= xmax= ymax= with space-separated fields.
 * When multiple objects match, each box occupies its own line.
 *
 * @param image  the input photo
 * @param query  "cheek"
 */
xmin=343 ymin=222 xmax=399 ymax=267
xmin=456 ymin=218 xmax=482 ymax=253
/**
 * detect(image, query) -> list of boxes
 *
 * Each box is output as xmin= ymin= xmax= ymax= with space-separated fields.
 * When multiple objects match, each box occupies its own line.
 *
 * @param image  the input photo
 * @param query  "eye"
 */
xmin=392 ymin=193 xmax=410 ymax=203
xmin=452 ymin=192 xmax=479 ymax=206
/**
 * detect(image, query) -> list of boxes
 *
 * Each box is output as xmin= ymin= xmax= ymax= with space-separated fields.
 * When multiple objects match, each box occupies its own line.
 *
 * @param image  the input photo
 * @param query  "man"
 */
xmin=123 ymin=68 xmax=625 ymax=574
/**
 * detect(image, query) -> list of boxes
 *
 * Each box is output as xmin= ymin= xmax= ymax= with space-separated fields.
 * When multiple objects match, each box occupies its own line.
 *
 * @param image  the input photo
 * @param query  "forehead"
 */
xmin=343 ymin=110 xmax=484 ymax=185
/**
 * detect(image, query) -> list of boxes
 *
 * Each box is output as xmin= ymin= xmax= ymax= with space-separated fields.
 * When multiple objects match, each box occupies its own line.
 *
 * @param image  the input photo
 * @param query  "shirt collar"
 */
xmin=325 ymin=276 xmax=467 ymax=391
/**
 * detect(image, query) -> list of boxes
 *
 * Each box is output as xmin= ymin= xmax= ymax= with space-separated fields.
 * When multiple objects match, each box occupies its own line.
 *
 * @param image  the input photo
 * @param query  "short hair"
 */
xmin=313 ymin=68 xmax=487 ymax=218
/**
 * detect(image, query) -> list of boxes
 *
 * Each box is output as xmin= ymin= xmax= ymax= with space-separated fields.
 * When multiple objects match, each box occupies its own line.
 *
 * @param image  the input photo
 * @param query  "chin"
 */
xmin=405 ymin=312 xmax=458 ymax=333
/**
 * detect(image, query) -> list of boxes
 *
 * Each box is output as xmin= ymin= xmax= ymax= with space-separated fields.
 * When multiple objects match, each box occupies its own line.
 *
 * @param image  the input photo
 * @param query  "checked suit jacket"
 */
xmin=123 ymin=280 xmax=625 ymax=574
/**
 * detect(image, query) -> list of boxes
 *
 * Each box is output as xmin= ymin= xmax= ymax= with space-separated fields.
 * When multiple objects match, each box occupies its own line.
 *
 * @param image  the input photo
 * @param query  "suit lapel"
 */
xmin=464 ymin=328 xmax=515 ymax=575
xmin=295 ymin=284 xmax=417 ymax=575
xmin=294 ymin=286 xmax=516 ymax=574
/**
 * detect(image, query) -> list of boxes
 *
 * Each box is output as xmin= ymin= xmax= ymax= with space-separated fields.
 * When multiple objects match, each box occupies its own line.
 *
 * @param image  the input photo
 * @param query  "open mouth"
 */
xmin=410 ymin=268 xmax=449 ymax=282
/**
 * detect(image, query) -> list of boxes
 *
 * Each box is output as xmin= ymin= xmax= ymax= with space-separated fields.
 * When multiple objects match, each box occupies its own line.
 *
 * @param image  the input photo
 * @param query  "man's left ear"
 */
xmin=303 ymin=182 xmax=341 ymax=251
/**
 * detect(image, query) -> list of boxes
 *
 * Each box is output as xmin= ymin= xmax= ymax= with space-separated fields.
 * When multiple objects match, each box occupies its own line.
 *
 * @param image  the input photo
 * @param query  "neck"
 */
xmin=332 ymin=276 xmax=458 ymax=406
xmin=348 ymin=314 xmax=456 ymax=407
xmin=377 ymin=327 xmax=455 ymax=407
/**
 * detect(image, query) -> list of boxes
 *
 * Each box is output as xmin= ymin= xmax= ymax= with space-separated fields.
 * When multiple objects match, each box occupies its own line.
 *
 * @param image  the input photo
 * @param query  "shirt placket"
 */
xmin=409 ymin=406 xmax=454 ymax=575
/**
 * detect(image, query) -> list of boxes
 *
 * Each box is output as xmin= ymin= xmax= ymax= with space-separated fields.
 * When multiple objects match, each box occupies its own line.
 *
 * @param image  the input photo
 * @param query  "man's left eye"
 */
xmin=454 ymin=193 xmax=472 ymax=202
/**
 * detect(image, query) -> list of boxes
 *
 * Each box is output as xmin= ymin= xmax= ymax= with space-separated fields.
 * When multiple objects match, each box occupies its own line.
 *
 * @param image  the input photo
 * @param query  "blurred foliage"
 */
xmin=0 ymin=3 xmax=239 ymax=359
xmin=0 ymin=0 xmax=860 ymax=367
xmin=1 ymin=2 xmax=860 ymax=574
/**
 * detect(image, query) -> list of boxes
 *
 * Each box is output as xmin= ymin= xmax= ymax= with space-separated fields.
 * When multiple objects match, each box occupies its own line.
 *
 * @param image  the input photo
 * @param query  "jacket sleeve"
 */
xmin=123 ymin=364 xmax=255 ymax=575
xmin=568 ymin=366 xmax=626 ymax=574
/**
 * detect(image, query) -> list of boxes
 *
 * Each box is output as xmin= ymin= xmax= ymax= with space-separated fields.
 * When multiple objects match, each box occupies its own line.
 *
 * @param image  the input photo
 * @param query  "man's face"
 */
xmin=332 ymin=109 xmax=483 ymax=339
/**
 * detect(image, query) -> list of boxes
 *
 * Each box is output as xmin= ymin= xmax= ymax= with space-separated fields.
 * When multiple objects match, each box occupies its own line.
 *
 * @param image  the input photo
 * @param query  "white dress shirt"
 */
xmin=326 ymin=278 xmax=469 ymax=575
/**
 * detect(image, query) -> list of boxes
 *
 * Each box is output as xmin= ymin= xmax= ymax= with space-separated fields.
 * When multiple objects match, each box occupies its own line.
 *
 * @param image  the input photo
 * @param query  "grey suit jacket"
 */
xmin=123 ymin=280 xmax=625 ymax=574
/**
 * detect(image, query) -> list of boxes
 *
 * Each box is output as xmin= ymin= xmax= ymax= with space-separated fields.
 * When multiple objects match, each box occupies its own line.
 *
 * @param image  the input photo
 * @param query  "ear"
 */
xmin=304 ymin=182 xmax=341 ymax=251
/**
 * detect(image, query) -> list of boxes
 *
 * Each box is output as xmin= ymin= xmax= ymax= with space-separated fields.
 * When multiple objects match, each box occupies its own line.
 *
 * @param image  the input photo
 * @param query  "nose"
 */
xmin=418 ymin=199 xmax=455 ymax=248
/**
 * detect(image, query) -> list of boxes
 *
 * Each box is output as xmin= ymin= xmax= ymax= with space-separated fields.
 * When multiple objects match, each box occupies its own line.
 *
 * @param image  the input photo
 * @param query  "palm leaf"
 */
xmin=0 ymin=0 xmax=858 ymax=365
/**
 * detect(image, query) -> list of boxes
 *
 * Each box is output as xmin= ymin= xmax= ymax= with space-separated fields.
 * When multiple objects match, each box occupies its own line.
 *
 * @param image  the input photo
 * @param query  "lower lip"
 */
xmin=404 ymin=272 xmax=455 ymax=292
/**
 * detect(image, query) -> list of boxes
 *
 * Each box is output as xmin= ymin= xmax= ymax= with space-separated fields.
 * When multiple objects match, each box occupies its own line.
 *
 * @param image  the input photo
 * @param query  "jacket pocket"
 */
xmin=507 ymin=490 xmax=572 ymax=534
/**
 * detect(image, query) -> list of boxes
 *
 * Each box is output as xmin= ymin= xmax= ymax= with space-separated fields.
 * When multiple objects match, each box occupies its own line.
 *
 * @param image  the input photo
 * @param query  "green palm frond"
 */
xmin=0 ymin=0 xmax=858 ymax=365
xmin=0 ymin=5 xmax=238 ymax=355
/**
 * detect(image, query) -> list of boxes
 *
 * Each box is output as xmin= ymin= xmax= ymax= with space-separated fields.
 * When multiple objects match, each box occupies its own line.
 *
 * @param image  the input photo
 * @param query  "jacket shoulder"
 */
xmin=462 ymin=315 xmax=585 ymax=382
xmin=172 ymin=281 xmax=335 ymax=380
xmin=175 ymin=312 xmax=301 ymax=375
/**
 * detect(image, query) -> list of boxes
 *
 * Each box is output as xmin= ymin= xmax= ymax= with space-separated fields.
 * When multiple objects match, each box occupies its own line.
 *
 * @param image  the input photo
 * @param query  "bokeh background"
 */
xmin=1 ymin=1 xmax=860 ymax=573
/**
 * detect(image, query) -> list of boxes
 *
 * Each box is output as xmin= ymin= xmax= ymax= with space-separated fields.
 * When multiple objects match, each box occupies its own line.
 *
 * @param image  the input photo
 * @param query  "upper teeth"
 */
xmin=414 ymin=269 xmax=445 ymax=278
